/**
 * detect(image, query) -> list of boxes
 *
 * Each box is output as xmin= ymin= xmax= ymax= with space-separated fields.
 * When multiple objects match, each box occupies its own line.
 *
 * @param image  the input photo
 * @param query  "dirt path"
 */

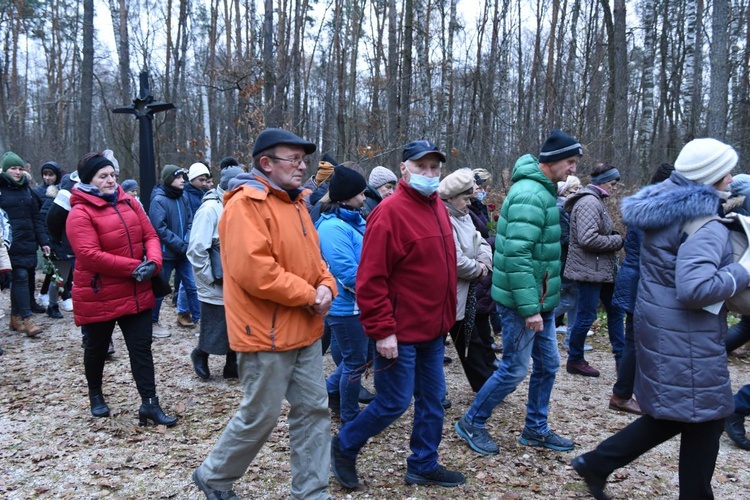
xmin=1 ymin=289 xmax=749 ymax=499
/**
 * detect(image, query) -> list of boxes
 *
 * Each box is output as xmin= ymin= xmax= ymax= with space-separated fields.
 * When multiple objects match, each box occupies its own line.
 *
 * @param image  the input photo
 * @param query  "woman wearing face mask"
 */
xmin=315 ymin=166 xmax=368 ymax=424
xmin=439 ymin=169 xmax=494 ymax=392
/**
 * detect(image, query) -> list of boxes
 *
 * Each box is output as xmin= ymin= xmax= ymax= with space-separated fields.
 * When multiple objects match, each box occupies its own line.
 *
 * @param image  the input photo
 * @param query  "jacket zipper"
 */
xmin=114 ymin=201 xmax=140 ymax=312
xmin=431 ymin=200 xmax=450 ymax=335
xmin=269 ymin=305 xmax=278 ymax=350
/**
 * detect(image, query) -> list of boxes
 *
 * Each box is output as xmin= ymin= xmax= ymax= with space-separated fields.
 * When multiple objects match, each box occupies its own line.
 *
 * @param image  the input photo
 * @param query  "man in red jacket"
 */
xmin=330 ymin=140 xmax=464 ymax=489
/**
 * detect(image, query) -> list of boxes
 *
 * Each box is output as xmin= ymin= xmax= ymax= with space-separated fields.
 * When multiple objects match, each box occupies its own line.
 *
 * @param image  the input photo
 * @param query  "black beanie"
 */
xmin=539 ymin=130 xmax=583 ymax=163
xmin=220 ymin=156 xmax=239 ymax=169
xmin=328 ymin=166 xmax=367 ymax=202
xmin=79 ymin=156 xmax=114 ymax=184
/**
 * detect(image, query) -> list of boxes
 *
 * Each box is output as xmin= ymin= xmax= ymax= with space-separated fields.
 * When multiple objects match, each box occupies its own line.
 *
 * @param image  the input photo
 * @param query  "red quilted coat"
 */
xmin=67 ymin=188 xmax=163 ymax=326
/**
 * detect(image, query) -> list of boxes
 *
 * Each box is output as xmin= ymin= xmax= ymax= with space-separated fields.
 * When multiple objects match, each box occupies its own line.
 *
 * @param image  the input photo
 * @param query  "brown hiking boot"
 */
xmin=177 ymin=312 xmax=195 ymax=328
xmin=10 ymin=314 xmax=25 ymax=333
xmin=22 ymin=317 xmax=42 ymax=337
xmin=566 ymin=360 xmax=600 ymax=377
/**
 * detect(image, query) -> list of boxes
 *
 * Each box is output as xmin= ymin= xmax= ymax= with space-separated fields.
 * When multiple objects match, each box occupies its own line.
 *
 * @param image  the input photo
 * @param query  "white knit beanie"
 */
xmin=368 ymin=166 xmax=398 ymax=189
xmin=674 ymin=138 xmax=738 ymax=186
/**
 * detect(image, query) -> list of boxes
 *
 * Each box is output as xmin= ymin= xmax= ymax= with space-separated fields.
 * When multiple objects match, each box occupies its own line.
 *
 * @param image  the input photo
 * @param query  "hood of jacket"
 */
xmin=40 ymin=161 xmax=62 ymax=184
xmin=225 ymin=169 xmax=310 ymax=204
xmin=622 ymin=172 xmax=722 ymax=232
xmin=511 ymin=154 xmax=557 ymax=197
xmin=563 ymin=185 xmax=606 ymax=212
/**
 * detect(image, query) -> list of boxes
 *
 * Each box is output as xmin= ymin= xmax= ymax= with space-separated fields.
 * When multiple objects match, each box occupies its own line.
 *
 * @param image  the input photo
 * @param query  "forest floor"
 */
xmin=1 ymin=284 xmax=750 ymax=499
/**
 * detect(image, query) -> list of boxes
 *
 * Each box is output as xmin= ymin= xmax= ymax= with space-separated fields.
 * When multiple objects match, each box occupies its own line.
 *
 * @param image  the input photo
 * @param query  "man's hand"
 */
xmin=308 ymin=285 xmax=333 ymax=317
xmin=525 ymin=313 xmax=544 ymax=332
xmin=376 ymin=334 xmax=398 ymax=359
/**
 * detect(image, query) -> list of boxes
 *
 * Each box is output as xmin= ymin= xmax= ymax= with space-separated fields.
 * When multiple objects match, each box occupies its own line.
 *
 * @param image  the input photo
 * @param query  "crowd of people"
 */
xmin=2 ymin=127 xmax=750 ymax=499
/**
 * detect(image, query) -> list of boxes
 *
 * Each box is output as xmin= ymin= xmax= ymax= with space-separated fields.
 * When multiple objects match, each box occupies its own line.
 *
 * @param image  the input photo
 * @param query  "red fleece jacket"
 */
xmin=356 ymin=179 xmax=457 ymax=343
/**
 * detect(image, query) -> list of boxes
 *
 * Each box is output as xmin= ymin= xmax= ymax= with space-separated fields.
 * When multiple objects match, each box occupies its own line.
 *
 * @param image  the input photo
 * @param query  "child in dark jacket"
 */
xmin=148 ymin=165 xmax=199 ymax=337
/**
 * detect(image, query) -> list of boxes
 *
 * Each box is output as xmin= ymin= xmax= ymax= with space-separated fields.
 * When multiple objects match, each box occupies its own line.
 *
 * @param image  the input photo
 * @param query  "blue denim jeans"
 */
xmin=555 ymin=280 xmax=579 ymax=346
xmin=152 ymin=257 xmax=200 ymax=323
xmin=465 ymin=306 xmax=559 ymax=434
xmin=567 ymin=281 xmax=624 ymax=363
xmin=337 ymin=335 xmax=445 ymax=475
xmin=11 ymin=266 xmax=34 ymax=318
xmin=325 ymin=315 xmax=369 ymax=423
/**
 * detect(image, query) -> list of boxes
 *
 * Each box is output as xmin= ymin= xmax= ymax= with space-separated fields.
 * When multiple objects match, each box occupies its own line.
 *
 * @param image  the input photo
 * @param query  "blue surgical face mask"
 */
xmin=406 ymin=165 xmax=440 ymax=196
xmin=476 ymin=192 xmax=487 ymax=202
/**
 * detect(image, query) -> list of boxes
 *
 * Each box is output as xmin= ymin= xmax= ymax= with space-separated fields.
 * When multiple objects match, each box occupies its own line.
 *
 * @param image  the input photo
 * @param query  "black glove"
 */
xmin=0 ymin=270 xmax=10 ymax=290
xmin=131 ymin=260 xmax=157 ymax=283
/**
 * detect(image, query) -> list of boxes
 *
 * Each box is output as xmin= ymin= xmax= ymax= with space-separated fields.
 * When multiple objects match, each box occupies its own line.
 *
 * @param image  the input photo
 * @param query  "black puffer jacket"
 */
xmin=33 ymin=161 xmax=62 ymax=222
xmin=0 ymin=175 xmax=49 ymax=268
xmin=46 ymin=173 xmax=76 ymax=260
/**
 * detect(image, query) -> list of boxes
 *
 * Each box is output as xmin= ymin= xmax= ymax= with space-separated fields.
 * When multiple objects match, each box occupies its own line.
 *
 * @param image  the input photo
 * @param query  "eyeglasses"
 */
xmin=266 ymin=155 xmax=309 ymax=168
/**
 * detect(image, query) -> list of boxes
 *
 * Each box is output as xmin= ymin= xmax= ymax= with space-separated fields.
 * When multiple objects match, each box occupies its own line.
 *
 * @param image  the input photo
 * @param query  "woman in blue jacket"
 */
xmin=315 ymin=166 xmax=368 ymax=424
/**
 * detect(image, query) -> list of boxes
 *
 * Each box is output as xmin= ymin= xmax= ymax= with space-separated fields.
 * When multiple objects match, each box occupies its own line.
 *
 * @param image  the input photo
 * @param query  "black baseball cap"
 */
xmin=402 ymin=140 xmax=447 ymax=163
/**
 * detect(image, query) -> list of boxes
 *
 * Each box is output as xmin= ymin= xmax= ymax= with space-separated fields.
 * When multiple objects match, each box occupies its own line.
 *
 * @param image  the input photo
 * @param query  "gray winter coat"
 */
xmin=186 ymin=188 xmax=224 ymax=305
xmin=563 ymin=185 xmax=623 ymax=283
xmin=622 ymin=171 xmax=750 ymax=423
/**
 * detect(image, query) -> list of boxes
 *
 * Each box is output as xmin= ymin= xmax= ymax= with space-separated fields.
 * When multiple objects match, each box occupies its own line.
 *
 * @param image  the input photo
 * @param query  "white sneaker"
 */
xmin=152 ymin=323 xmax=171 ymax=338
xmin=587 ymin=330 xmax=595 ymax=337
xmin=555 ymin=325 xmax=567 ymax=334
xmin=37 ymin=294 xmax=50 ymax=307
xmin=584 ymin=344 xmax=593 ymax=351
xmin=60 ymin=298 xmax=74 ymax=312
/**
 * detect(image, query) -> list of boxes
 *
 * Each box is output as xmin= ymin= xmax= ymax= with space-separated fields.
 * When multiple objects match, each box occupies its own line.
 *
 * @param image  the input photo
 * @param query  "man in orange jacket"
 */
xmin=192 ymin=128 xmax=337 ymax=500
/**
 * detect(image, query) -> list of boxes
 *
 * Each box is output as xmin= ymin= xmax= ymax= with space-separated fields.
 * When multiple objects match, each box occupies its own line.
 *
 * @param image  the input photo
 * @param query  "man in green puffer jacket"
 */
xmin=455 ymin=130 xmax=581 ymax=456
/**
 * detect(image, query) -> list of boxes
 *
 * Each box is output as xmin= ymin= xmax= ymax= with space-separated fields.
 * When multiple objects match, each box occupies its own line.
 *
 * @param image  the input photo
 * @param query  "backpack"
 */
xmin=682 ymin=213 xmax=750 ymax=315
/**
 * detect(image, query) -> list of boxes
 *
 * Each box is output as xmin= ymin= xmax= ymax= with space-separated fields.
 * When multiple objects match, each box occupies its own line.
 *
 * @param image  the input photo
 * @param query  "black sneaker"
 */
xmin=331 ymin=435 xmax=359 ymax=489
xmin=441 ymin=396 xmax=452 ymax=409
xmin=571 ymin=456 xmax=610 ymax=500
xmin=192 ymin=468 xmax=238 ymax=499
xmin=519 ymin=427 xmax=574 ymax=451
xmin=405 ymin=464 xmax=465 ymax=487
xmin=454 ymin=416 xmax=499 ymax=455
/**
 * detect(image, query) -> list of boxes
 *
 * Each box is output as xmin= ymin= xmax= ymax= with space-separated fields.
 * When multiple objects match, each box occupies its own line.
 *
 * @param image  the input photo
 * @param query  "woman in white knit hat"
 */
xmin=572 ymin=138 xmax=747 ymax=499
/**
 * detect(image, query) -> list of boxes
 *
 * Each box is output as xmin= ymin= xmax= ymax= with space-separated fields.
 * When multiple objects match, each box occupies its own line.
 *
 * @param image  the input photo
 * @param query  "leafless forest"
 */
xmin=0 ymin=0 xmax=747 ymax=186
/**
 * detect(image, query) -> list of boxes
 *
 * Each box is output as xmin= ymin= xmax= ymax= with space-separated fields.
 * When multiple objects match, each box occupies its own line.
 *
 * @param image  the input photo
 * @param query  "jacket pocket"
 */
xmin=90 ymin=273 xmax=101 ymax=293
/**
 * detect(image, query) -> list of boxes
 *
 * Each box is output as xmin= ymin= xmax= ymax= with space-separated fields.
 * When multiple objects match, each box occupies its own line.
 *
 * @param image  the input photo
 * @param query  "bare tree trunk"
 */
xmin=263 ymin=0 xmax=278 ymax=126
xmin=401 ymin=0 xmax=413 ymax=142
xmin=386 ymin=0 xmax=399 ymax=165
xmin=613 ymin=0 xmax=628 ymax=164
xmin=79 ymin=0 xmax=94 ymax=155
xmin=544 ymin=0 xmax=559 ymax=132
xmin=707 ymin=0 xmax=730 ymax=139
xmin=639 ymin=0 xmax=656 ymax=181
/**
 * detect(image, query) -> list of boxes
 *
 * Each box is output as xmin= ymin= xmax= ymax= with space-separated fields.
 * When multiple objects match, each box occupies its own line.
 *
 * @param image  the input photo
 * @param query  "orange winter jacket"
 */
xmin=219 ymin=170 xmax=337 ymax=352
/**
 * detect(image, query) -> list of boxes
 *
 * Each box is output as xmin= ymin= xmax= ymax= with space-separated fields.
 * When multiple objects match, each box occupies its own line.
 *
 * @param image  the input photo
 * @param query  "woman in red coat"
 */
xmin=67 ymin=152 xmax=177 ymax=426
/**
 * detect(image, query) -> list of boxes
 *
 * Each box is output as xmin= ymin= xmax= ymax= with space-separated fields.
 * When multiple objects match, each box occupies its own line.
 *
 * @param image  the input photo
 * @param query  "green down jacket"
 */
xmin=491 ymin=154 xmax=562 ymax=317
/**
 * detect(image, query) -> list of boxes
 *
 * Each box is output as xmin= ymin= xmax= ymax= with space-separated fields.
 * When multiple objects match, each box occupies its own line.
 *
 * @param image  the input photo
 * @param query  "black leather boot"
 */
xmin=190 ymin=348 xmax=210 ymax=379
xmin=138 ymin=397 xmax=178 ymax=427
xmin=89 ymin=392 xmax=110 ymax=417
xmin=725 ymin=412 xmax=750 ymax=450
xmin=223 ymin=351 xmax=238 ymax=379
xmin=46 ymin=304 xmax=63 ymax=319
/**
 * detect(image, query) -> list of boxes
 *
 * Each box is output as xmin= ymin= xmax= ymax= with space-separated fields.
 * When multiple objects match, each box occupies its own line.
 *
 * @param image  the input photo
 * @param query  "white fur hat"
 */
xmin=675 ymin=138 xmax=738 ymax=186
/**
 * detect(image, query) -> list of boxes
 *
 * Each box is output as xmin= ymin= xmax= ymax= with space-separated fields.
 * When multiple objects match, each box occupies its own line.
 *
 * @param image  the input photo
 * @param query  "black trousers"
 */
xmin=612 ymin=312 xmax=636 ymax=400
xmin=582 ymin=415 xmax=725 ymax=499
xmin=449 ymin=317 xmax=496 ymax=393
xmin=84 ymin=309 xmax=156 ymax=399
